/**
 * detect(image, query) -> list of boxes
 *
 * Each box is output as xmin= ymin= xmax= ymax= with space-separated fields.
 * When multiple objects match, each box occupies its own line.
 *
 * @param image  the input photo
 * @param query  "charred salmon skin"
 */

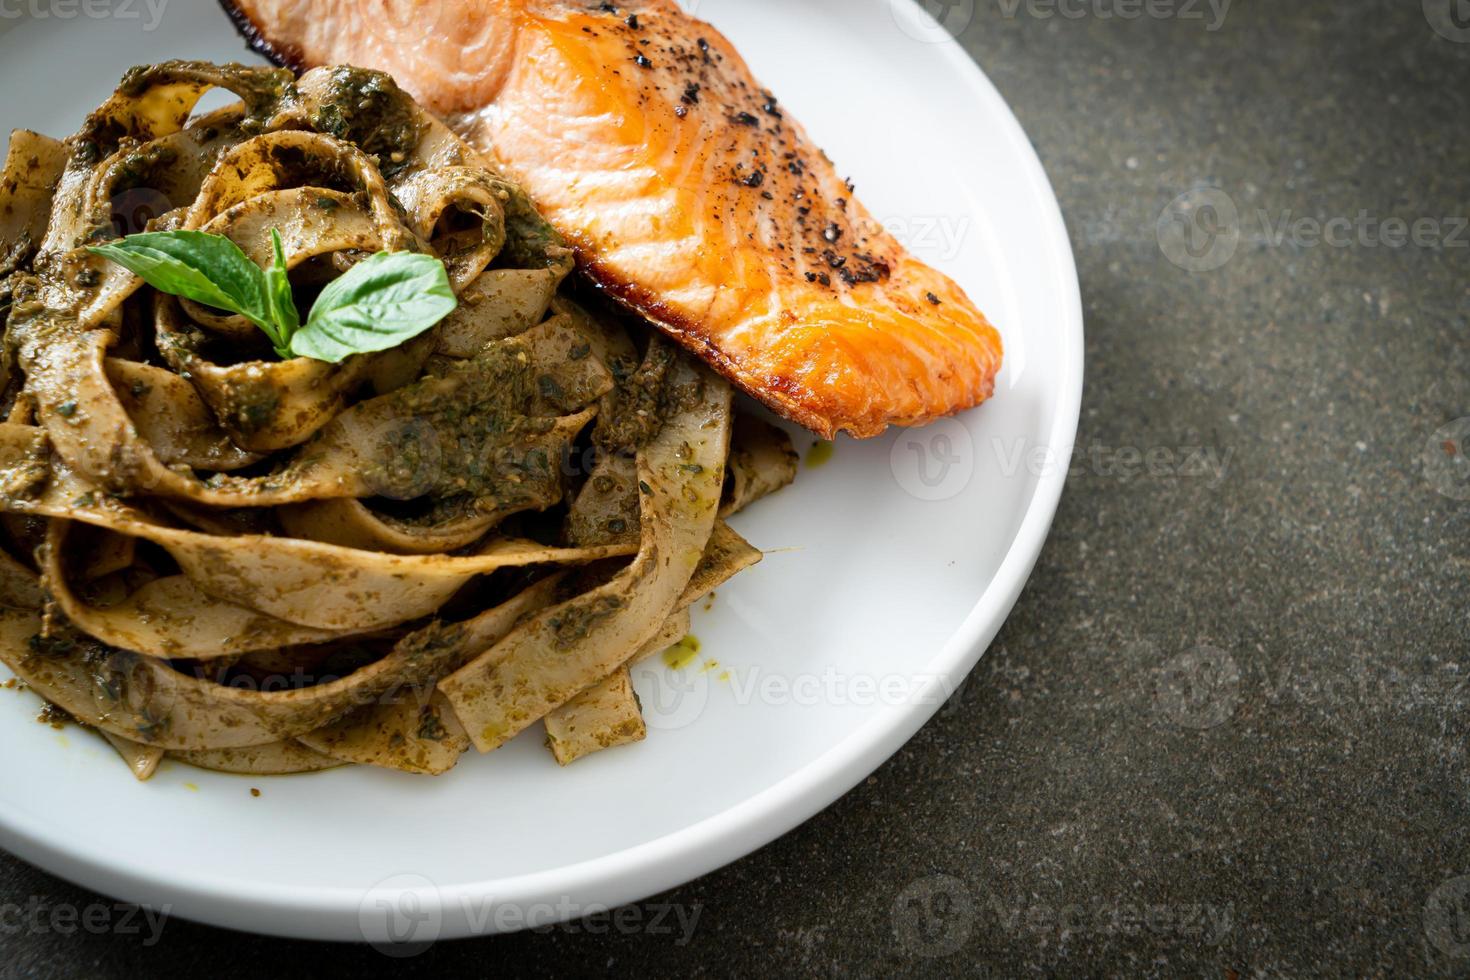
xmin=221 ymin=0 xmax=1003 ymax=438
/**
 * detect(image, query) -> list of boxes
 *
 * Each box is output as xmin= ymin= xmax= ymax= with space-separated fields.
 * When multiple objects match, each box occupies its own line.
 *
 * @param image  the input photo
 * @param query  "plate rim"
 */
xmin=0 ymin=1 xmax=1085 ymax=940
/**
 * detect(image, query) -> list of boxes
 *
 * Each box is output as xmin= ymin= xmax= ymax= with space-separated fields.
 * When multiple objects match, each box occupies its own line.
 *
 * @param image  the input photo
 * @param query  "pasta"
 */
xmin=0 ymin=62 xmax=797 ymax=778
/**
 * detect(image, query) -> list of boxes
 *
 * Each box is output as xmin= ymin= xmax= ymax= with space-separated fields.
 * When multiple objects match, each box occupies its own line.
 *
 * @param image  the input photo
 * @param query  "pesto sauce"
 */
xmin=661 ymin=634 xmax=702 ymax=670
xmin=0 ymin=426 xmax=47 ymax=501
xmin=596 ymin=340 xmax=675 ymax=453
xmin=308 ymin=67 xmax=426 ymax=179
xmin=111 ymin=62 xmax=297 ymax=143
xmin=36 ymin=700 xmax=71 ymax=729
xmin=548 ymin=594 xmax=625 ymax=648
xmin=359 ymin=338 xmax=568 ymax=507
xmin=493 ymin=177 xmax=573 ymax=274
xmin=214 ymin=375 xmax=284 ymax=436
xmin=416 ymin=705 xmax=449 ymax=742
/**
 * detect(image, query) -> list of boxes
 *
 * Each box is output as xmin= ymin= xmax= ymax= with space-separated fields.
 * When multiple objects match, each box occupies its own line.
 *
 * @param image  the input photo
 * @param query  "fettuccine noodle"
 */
xmin=0 ymin=62 xmax=797 ymax=778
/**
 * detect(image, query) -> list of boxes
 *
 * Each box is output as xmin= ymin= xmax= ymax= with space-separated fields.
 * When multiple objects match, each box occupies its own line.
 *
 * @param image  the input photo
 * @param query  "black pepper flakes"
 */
xmin=731 ymin=111 xmax=759 ymax=127
xmin=633 ymin=54 xmax=653 ymax=69
xmin=926 ymin=292 xmax=942 ymax=305
xmin=823 ymin=223 xmax=842 ymax=244
xmin=625 ymin=12 xmax=639 ymax=28
xmin=681 ymin=82 xmax=701 ymax=105
xmin=739 ymin=170 xmax=765 ymax=188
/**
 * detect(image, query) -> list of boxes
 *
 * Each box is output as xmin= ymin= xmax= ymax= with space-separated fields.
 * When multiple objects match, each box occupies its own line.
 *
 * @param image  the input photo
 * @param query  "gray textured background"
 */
xmin=2 ymin=0 xmax=1469 ymax=976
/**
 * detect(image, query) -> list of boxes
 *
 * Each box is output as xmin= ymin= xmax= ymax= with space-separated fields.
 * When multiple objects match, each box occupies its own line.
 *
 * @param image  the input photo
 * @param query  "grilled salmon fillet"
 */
xmin=221 ymin=0 xmax=1003 ymax=438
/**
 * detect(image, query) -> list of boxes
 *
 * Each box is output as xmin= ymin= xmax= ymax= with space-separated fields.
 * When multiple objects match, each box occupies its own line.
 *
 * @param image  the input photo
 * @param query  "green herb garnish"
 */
xmin=88 ymin=229 xmax=457 ymax=363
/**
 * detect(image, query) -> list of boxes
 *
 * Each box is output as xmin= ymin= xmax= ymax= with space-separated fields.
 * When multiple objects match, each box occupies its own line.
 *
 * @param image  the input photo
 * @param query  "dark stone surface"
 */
xmin=1 ymin=1 xmax=1467 ymax=976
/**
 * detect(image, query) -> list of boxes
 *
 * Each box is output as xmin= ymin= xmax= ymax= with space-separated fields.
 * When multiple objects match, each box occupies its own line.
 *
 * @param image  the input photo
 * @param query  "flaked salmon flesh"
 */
xmin=222 ymin=0 xmax=1004 ymax=438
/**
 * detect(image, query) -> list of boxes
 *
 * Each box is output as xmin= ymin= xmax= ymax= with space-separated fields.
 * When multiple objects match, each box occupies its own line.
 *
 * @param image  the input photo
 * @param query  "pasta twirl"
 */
xmin=0 ymin=61 xmax=795 ymax=778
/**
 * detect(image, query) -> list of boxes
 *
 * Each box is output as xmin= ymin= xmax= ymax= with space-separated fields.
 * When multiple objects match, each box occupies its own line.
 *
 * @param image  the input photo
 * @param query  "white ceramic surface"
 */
xmin=0 ymin=0 xmax=1082 ymax=941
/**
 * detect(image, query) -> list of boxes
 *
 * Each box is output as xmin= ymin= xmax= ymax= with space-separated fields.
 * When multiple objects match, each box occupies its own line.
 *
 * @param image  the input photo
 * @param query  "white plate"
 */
xmin=0 ymin=0 xmax=1082 ymax=940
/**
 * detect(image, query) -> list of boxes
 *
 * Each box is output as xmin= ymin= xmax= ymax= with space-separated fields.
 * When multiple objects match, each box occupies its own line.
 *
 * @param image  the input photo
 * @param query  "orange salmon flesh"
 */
xmin=223 ymin=0 xmax=1004 ymax=438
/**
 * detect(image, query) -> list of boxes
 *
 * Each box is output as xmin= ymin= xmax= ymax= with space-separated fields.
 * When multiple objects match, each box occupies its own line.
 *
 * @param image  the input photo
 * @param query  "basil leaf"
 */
xmin=88 ymin=231 xmax=270 ymax=327
xmin=263 ymin=229 xmax=299 ymax=356
xmin=89 ymin=229 xmax=457 ymax=366
xmin=290 ymin=251 xmax=457 ymax=364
